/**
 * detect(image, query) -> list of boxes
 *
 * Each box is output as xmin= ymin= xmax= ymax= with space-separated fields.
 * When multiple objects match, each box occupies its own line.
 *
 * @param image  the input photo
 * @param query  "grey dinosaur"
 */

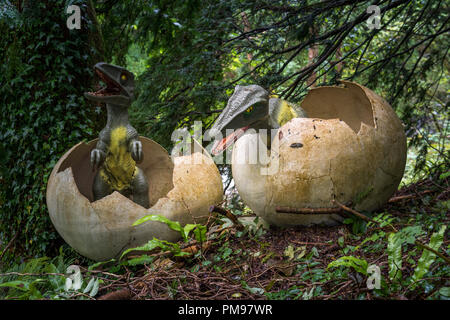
xmin=84 ymin=62 xmax=149 ymax=208
xmin=210 ymin=85 xmax=308 ymax=155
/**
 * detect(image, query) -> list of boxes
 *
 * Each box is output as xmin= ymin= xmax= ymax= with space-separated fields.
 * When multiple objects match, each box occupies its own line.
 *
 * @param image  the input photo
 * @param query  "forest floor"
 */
xmin=90 ymin=177 xmax=449 ymax=300
xmin=0 ymin=177 xmax=448 ymax=300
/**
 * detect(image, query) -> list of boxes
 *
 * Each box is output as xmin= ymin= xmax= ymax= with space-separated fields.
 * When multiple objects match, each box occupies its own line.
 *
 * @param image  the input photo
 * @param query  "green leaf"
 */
xmin=387 ymin=232 xmax=403 ymax=281
xmin=183 ymin=224 xmax=198 ymax=238
xmin=0 ymin=281 xmax=30 ymax=291
xmin=126 ymin=255 xmax=155 ymax=266
xmin=133 ymin=214 xmax=183 ymax=235
xmin=88 ymin=259 xmax=116 ymax=271
xmin=356 ymin=231 xmax=383 ymax=250
xmin=121 ymin=238 xmax=173 ymax=259
xmin=387 ymin=226 xmax=424 ymax=281
xmin=439 ymin=287 xmax=450 ymax=297
xmin=412 ymin=225 xmax=446 ymax=282
xmin=338 ymin=236 xmax=345 ymax=248
xmin=398 ymin=226 xmax=424 ymax=245
xmin=439 ymin=171 xmax=450 ymax=180
xmin=133 ymin=215 xmax=206 ymax=242
xmin=120 ymin=237 xmax=191 ymax=260
xmin=296 ymin=246 xmax=307 ymax=260
xmin=327 ymin=256 xmax=368 ymax=275
xmin=193 ymin=224 xmax=207 ymax=243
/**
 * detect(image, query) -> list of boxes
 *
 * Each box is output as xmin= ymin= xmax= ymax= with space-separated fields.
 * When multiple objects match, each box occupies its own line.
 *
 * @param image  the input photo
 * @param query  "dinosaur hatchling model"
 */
xmin=84 ymin=62 xmax=150 ymax=208
xmin=211 ymin=82 xmax=407 ymax=227
xmin=210 ymin=84 xmax=307 ymax=154
xmin=46 ymin=63 xmax=223 ymax=260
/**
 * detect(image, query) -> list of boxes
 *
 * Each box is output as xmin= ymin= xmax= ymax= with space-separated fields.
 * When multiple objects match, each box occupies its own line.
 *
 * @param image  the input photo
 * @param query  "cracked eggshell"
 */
xmin=46 ymin=137 xmax=222 ymax=261
xmin=232 ymin=81 xmax=406 ymax=227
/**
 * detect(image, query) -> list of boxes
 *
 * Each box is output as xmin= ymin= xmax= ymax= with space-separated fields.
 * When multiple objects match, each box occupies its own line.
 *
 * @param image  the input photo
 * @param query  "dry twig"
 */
xmin=276 ymin=206 xmax=343 ymax=214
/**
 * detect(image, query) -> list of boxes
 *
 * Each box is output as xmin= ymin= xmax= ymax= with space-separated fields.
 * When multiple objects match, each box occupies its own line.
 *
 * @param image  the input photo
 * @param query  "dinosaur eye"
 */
xmin=121 ymin=74 xmax=127 ymax=81
xmin=245 ymin=106 xmax=253 ymax=113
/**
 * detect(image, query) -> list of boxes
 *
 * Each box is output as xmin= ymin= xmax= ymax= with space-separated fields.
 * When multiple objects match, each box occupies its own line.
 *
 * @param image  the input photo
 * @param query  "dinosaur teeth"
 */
xmin=91 ymin=68 xmax=124 ymax=96
xmin=90 ymin=85 xmax=121 ymax=96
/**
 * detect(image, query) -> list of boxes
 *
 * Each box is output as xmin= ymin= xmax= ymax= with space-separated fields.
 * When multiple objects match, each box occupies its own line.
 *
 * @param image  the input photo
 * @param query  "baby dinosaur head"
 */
xmin=210 ymin=85 xmax=270 ymax=156
xmin=84 ymin=62 xmax=135 ymax=106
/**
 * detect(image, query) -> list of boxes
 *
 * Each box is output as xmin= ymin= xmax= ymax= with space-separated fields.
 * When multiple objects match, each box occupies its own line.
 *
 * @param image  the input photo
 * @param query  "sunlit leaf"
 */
xmin=387 ymin=232 xmax=403 ymax=281
xmin=327 ymin=256 xmax=368 ymax=275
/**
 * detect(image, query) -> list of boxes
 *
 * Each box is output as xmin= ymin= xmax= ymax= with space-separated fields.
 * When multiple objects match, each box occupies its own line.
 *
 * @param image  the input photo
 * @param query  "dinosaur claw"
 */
xmin=131 ymin=141 xmax=143 ymax=163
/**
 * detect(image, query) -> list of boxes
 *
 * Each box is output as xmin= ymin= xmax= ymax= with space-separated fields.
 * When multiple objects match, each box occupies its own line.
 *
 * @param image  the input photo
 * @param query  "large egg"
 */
xmin=46 ymin=138 xmax=222 ymax=261
xmin=232 ymin=81 xmax=406 ymax=226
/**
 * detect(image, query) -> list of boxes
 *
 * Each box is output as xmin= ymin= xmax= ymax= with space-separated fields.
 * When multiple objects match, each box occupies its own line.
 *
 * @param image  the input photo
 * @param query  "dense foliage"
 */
xmin=0 ymin=0 xmax=104 ymax=256
xmin=96 ymin=0 xmax=448 ymax=178
xmin=0 ymin=179 xmax=448 ymax=300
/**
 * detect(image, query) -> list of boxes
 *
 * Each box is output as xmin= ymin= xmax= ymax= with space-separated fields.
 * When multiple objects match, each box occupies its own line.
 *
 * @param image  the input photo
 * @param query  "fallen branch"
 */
xmin=388 ymin=190 xmax=434 ymax=203
xmin=276 ymin=206 xmax=343 ymax=214
xmin=209 ymin=205 xmax=244 ymax=230
xmin=332 ymin=200 xmax=377 ymax=224
xmin=290 ymin=240 xmax=334 ymax=246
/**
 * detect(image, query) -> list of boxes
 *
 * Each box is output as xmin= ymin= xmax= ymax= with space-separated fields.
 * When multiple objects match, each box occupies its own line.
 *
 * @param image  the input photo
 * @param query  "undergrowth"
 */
xmin=0 ymin=177 xmax=448 ymax=300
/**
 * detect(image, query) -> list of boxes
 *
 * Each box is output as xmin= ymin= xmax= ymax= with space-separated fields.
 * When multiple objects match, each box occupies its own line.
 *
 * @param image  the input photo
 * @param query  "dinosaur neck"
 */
xmin=106 ymin=103 xmax=130 ymax=127
xmin=268 ymin=98 xmax=298 ymax=129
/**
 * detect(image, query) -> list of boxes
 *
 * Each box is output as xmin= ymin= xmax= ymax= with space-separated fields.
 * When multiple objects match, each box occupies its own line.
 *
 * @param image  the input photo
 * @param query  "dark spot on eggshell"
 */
xmin=290 ymin=143 xmax=303 ymax=148
xmin=279 ymin=130 xmax=283 ymax=140
xmin=314 ymin=135 xmax=320 ymax=139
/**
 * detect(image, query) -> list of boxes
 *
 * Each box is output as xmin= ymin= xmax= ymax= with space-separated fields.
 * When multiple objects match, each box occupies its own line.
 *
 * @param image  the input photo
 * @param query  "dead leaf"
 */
xmin=284 ymin=245 xmax=295 ymax=260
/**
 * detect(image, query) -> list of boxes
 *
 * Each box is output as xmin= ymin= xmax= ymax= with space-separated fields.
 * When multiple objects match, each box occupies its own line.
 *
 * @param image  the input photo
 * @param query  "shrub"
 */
xmin=0 ymin=0 xmax=104 ymax=258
